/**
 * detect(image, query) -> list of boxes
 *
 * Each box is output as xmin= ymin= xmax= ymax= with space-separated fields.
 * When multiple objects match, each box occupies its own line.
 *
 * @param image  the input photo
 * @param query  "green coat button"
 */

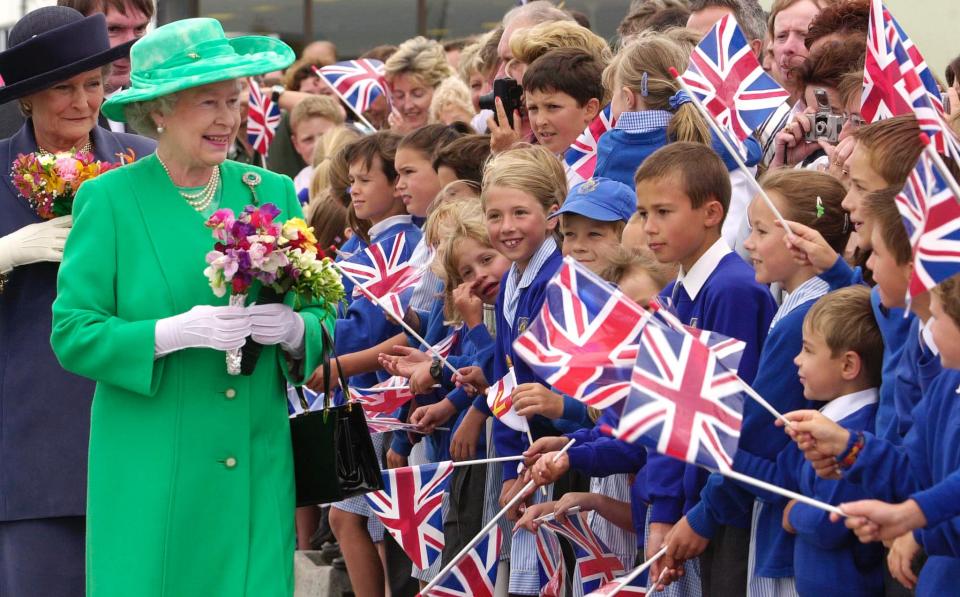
xmin=225 ymin=388 xmax=237 ymax=399
xmin=224 ymin=457 xmax=237 ymax=469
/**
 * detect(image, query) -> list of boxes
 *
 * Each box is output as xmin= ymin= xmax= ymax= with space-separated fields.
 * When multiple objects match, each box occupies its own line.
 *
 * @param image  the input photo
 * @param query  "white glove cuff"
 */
xmin=281 ymin=313 xmax=306 ymax=357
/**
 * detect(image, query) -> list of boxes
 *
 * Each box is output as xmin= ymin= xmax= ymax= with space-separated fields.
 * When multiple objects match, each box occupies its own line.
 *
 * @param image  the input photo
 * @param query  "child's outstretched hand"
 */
xmin=410 ymin=399 xmax=456 ymax=434
xmin=780 ymin=410 xmax=851 ymax=480
xmin=835 ymin=499 xmax=928 ymax=543
xmin=449 ymin=406 xmax=486 ymax=461
xmin=552 ymin=492 xmax=597 ymax=523
xmin=522 ymin=436 xmax=569 ymax=468
xmin=779 ymin=219 xmax=840 ymax=272
xmin=378 ymin=345 xmax=430 ymax=378
xmin=530 ymin=447 xmax=570 ymax=487
xmin=452 ymin=281 xmax=484 ymax=329
xmin=513 ymin=500 xmax=557 ymax=533
xmin=512 ymin=383 xmax=564 ymax=419
xmin=453 ymin=365 xmax=488 ymax=397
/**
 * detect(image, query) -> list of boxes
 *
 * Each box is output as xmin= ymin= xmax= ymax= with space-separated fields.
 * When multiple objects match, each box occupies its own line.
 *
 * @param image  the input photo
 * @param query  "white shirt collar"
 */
xmin=819 ymin=388 xmax=879 ymax=423
xmin=368 ymin=214 xmax=413 ymax=241
xmin=676 ymin=238 xmax=732 ymax=300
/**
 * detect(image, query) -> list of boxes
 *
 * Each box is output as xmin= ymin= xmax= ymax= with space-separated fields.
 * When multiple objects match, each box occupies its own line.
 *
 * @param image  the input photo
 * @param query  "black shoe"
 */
xmin=331 ymin=555 xmax=347 ymax=571
xmin=320 ymin=541 xmax=342 ymax=564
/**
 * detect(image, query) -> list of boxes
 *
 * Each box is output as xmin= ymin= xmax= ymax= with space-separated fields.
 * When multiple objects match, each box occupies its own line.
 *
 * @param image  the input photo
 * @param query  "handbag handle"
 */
xmin=319 ymin=323 xmax=353 ymax=411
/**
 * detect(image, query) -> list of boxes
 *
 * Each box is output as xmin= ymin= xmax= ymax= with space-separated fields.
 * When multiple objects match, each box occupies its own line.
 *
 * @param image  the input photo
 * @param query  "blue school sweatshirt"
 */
xmin=818 ymin=256 xmax=915 ymax=444
xmin=840 ymin=368 xmax=960 ymax=596
xmin=892 ymin=318 xmax=941 ymax=441
xmin=734 ymin=391 xmax=884 ymax=597
xmin=642 ymin=242 xmax=776 ymax=524
xmin=333 ymin=218 xmax=422 ymax=391
xmin=594 ymin=125 xmax=761 ymax=189
xmin=489 ymin=244 xmax=595 ymax=481
xmin=685 ymin=293 xmax=821 ymax=578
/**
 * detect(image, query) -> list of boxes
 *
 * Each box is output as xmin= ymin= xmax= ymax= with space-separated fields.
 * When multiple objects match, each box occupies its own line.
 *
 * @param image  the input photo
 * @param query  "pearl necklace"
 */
xmin=37 ymin=139 xmax=93 ymax=156
xmin=156 ymin=153 xmax=221 ymax=213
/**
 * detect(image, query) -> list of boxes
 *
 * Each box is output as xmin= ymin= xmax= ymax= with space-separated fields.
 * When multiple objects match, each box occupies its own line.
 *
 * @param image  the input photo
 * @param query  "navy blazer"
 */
xmin=0 ymin=121 xmax=155 ymax=521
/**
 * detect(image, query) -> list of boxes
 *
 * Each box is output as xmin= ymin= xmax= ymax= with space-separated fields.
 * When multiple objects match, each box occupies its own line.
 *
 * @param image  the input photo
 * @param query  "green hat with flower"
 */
xmin=101 ymin=18 xmax=294 ymax=122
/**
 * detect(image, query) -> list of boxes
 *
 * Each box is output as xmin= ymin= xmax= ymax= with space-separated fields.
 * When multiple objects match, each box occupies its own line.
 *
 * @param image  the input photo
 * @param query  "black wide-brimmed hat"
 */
xmin=0 ymin=6 xmax=135 ymax=104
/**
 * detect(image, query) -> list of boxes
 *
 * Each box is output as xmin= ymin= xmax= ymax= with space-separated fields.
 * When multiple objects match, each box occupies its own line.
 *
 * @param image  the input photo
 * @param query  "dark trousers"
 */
xmin=0 ymin=516 xmax=85 ymax=597
xmin=699 ymin=524 xmax=749 ymax=597
xmin=441 ymin=463 xmax=488 ymax=565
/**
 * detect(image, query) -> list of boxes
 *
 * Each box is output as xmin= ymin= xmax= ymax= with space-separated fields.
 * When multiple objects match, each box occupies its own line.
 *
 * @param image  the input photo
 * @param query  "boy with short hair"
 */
xmin=522 ymin=47 xmax=604 ymax=160
xmin=290 ymin=95 xmax=345 ymax=198
xmin=552 ymin=177 xmax=635 ymax=275
xmin=634 ymin=142 xmax=777 ymax=593
xmin=736 ymin=286 xmax=886 ymax=597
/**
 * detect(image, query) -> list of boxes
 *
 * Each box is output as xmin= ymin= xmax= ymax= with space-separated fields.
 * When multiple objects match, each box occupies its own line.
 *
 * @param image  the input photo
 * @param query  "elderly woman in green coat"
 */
xmin=50 ymin=19 xmax=335 ymax=597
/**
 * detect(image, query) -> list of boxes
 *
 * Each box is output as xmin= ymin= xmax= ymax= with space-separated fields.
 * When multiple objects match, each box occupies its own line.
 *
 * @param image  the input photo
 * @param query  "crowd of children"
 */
xmin=290 ymin=1 xmax=960 ymax=595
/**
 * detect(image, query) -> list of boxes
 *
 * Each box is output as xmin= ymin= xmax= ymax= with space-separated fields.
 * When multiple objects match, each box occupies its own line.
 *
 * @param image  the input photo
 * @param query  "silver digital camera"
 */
xmin=805 ymin=88 xmax=846 ymax=143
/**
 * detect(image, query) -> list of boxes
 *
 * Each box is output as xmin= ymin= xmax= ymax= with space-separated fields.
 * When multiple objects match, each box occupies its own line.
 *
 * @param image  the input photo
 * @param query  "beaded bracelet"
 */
xmin=836 ymin=431 xmax=865 ymax=470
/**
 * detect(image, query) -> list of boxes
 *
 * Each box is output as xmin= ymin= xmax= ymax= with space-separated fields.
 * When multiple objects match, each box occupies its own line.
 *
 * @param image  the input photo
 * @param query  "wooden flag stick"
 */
xmin=331 ymin=261 xmax=460 ymax=377
xmin=451 ymin=455 xmax=525 ymax=468
xmin=597 ymin=547 xmax=667 ymax=597
xmin=667 ymin=67 xmax=794 ymax=236
xmin=421 ymin=439 xmax=577 ymax=593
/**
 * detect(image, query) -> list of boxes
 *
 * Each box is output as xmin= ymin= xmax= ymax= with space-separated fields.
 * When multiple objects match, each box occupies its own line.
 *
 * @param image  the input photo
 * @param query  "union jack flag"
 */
xmin=540 ymin=512 xmax=625 ymax=593
xmin=862 ymin=1 xmax=960 ymax=158
xmin=536 ymin=525 xmax=565 ymax=597
xmin=587 ymin=577 xmax=648 ymax=596
xmin=650 ymin=302 xmax=747 ymax=375
xmin=679 ymin=15 xmax=790 ymax=143
xmin=366 ymin=415 xmax=429 ymax=434
xmin=350 ymin=376 xmax=414 ymax=413
xmin=486 ymin=367 xmax=527 ymax=432
xmin=513 ymin=258 xmax=651 ymax=410
xmin=316 ymin=59 xmax=387 ymax=116
xmin=339 ymin=232 xmax=426 ymax=321
xmin=424 ymin=526 xmax=502 ymax=597
xmin=895 ymin=152 xmax=960 ymax=299
xmin=365 ymin=461 xmax=453 ymax=570
xmin=616 ymin=320 xmax=746 ymax=472
xmin=564 ymin=105 xmax=616 ymax=186
xmin=247 ymin=78 xmax=281 ymax=156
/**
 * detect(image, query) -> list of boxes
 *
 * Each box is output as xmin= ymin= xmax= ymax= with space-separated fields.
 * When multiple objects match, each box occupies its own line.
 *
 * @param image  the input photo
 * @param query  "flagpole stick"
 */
xmin=595 ymin=547 xmax=667 ymax=597
xmin=533 ymin=505 xmax=581 ymax=523
xmin=718 ymin=467 xmax=844 ymax=516
xmin=331 ymin=261 xmax=460 ymax=377
xmin=314 ymin=67 xmax=378 ymax=132
xmin=649 ymin=301 xmax=792 ymax=426
xmin=920 ymin=134 xmax=960 ymax=203
xmin=451 ymin=455 xmax=525 ymax=468
xmin=422 ymin=439 xmax=577 ymax=594
xmin=667 ymin=67 xmax=794 ymax=236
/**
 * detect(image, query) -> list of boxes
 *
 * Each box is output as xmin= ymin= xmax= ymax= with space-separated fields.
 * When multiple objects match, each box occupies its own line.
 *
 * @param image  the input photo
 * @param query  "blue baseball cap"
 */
xmin=550 ymin=177 xmax=637 ymax=223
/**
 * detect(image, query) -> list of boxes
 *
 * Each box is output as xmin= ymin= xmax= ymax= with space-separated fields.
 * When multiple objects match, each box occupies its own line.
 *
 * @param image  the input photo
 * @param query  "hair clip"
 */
xmin=640 ymin=71 xmax=649 ymax=97
xmin=816 ymin=196 xmax=825 ymax=219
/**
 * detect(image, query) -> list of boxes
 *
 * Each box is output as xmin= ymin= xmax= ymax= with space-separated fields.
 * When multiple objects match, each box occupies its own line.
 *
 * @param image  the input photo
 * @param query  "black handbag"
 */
xmin=289 ymin=326 xmax=383 ymax=507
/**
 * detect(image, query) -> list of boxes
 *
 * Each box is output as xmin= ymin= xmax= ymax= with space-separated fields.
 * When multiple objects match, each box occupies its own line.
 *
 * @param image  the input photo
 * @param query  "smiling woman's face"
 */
xmin=27 ymin=68 xmax=104 ymax=151
xmin=155 ymin=79 xmax=242 ymax=168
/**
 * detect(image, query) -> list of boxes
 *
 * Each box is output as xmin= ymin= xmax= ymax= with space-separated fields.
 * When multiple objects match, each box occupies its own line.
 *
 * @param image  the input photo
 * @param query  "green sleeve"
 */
xmin=50 ymin=176 xmax=164 ymax=396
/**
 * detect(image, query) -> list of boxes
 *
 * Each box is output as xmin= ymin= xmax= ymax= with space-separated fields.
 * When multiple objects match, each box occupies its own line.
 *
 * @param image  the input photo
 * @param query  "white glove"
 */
xmin=154 ymin=305 xmax=251 ymax=358
xmin=0 ymin=215 xmax=72 ymax=273
xmin=249 ymin=303 xmax=305 ymax=355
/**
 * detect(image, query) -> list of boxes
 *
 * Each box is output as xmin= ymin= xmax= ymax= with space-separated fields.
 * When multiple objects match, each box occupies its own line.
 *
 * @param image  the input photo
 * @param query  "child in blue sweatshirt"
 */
xmin=664 ymin=169 xmax=849 ymax=596
xmin=784 ymin=275 xmax=960 ymax=596
xmin=632 ymin=142 xmax=777 ymax=593
xmin=734 ymin=286 xmax=885 ymax=597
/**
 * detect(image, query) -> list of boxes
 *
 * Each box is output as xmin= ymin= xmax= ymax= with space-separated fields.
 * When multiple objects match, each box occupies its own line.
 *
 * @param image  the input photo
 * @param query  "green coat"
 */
xmin=51 ymin=155 xmax=334 ymax=597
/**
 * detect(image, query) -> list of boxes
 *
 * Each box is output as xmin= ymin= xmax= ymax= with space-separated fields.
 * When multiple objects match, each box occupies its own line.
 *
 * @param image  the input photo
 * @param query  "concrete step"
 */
xmin=294 ymin=550 xmax=352 ymax=597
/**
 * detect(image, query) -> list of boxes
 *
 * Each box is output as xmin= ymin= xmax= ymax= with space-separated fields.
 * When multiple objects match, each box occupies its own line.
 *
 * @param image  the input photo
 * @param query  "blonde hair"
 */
xmin=604 ymin=32 xmax=710 ymax=145
xmin=428 ymin=76 xmax=476 ymax=125
xmin=440 ymin=203 xmax=495 ymax=324
xmin=601 ymin=246 xmax=675 ymax=288
xmin=481 ymin=144 xmax=567 ymax=240
xmin=457 ymin=40 xmax=484 ymax=82
xmin=290 ymin=94 xmax=345 ymax=133
xmin=510 ymin=20 xmax=613 ymax=67
xmin=384 ymin=36 xmax=454 ymax=89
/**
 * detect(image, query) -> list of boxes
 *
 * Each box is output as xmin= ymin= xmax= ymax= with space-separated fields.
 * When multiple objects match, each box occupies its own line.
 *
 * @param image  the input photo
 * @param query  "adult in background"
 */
xmin=0 ymin=7 xmax=155 ymax=596
xmin=0 ymin=0 xmax=154 ymax=138
xmin=384 ymin=36 xmax=454 ymax=134
xmin=50 ymin=17 xmax=334 ymax=596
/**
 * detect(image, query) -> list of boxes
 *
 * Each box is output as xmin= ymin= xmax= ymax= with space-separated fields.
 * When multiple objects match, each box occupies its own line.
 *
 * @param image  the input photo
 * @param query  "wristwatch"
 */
xmin=270 ymin=84 xmax=285 ymax=103
xmin=429 ymin=357 xmax=442 ymax=382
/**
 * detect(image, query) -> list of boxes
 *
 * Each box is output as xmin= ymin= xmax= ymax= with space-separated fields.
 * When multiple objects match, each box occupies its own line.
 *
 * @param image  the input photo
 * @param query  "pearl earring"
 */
xmin=156 ymin=124 xmax=164 ymax=134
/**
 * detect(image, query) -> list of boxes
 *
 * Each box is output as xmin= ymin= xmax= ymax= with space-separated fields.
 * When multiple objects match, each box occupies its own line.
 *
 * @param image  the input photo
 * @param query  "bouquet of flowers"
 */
xmin=203 ymin=203 xmax=344 ymax=375
xmin=11 ymin=149 xmax=132 ymax=219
